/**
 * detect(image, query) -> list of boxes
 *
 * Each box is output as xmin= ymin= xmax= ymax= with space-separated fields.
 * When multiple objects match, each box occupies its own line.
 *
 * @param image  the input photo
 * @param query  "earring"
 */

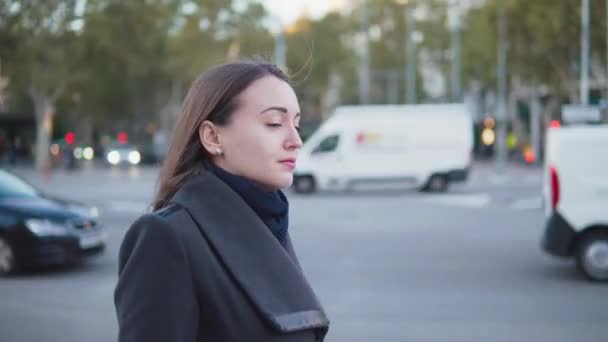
xmin=215 ymin=147 xmax=223 ymax=156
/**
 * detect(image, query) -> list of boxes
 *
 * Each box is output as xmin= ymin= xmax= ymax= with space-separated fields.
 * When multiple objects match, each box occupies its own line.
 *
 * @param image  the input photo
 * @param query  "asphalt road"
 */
xmin=1 ymin=163 xmax=606 ymax=342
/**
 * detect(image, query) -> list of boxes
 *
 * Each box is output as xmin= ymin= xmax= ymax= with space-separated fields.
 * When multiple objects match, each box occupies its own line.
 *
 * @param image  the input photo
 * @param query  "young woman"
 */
xmin=114 ymin=60 xmax=330 ymax=342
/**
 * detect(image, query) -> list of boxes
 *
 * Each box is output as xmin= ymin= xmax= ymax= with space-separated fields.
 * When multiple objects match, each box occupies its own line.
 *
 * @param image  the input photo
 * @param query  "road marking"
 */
xmin=510 ymin=196 xmax=543 ymax=210
xmin=104 ymin=200 xmax=149 ymax=214
xmin=421 ymin=193 xmax=491 ymax=209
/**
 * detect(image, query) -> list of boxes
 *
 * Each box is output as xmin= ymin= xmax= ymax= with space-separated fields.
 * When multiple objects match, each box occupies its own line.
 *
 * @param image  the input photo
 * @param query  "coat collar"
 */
xmin=170 ymin=169 xmax=329 ymax=334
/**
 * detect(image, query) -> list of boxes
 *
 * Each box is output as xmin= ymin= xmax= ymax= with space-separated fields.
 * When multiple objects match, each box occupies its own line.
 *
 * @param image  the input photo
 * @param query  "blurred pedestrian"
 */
xmin=114 ymin=59 xmax=329 ymax=342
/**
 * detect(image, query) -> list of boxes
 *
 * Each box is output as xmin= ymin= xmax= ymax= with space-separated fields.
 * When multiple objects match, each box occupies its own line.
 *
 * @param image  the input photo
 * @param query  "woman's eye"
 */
xmin=266 ymin=123 xmax=282 ymax=128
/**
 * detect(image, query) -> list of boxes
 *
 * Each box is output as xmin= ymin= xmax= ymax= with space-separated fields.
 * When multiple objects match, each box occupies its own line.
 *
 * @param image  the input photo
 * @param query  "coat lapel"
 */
xmin=170 ymin=170 xmax=329 ymax=333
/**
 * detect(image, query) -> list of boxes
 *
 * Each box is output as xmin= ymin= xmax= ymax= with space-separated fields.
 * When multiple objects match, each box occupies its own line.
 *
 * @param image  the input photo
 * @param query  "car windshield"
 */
xmin=0 ymin=170 xmax=38 ymax=199
xmin=109 ymin=143 xmax=135 ymax=150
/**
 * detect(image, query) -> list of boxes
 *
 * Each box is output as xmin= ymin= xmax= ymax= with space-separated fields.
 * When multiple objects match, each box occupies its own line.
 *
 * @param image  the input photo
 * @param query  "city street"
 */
xmin=1 ymin=163 xmax=606 ymax=342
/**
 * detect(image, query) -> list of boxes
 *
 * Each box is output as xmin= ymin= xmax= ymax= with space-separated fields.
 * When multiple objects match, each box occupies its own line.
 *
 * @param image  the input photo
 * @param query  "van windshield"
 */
xmin=313 ymin=134 xmax=340 ymax=154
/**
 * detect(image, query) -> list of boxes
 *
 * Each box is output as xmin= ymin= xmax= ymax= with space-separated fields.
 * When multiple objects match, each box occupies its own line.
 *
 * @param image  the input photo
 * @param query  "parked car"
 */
xmin=0 ymin=169 xmax=105 ymax=275
xmin=541 ymin=123 xmax=608 ymax=281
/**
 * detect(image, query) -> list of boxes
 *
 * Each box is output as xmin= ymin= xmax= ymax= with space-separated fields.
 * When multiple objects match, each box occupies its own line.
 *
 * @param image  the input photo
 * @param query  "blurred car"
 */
xmin=105 ymin=143 xmax=142 ymax=166
xmin=294 ymin=104 xmax=472 ymax=193
xmin=137 ymin=143 xmax=162 ymax=165
xmin=0 ymin=169 xmax=105 ymax=275
xmin=542 ymin=123 xmax=608 ymax=281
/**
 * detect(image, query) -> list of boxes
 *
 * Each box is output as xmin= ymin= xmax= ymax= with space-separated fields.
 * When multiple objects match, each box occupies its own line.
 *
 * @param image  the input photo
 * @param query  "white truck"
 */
xmin=293 ymin=104 xmax=473 ymax=193
xmin=542 ymin=123 xmax=608 ymax=281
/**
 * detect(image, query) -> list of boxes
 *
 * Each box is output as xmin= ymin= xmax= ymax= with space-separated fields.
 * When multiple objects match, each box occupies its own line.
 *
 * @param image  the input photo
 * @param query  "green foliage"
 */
xmin=1 ymin=0 xmax=607 ymax=134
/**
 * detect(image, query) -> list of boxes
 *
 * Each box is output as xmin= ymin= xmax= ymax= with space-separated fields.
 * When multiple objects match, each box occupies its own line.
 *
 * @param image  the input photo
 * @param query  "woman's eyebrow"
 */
xmin=259 ymin=106 xmax=287 ymax=114
xmin=259 ymin=106 xmax=301 ymax=118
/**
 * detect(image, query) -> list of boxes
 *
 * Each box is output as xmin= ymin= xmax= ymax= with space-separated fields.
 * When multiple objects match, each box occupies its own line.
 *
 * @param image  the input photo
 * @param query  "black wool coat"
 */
xmin=114 ymin=169 xmax=330 ymax=342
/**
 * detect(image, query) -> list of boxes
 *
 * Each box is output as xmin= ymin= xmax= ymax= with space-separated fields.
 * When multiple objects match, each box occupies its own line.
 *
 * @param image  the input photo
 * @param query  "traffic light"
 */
xmin=117 ymin=132 xmax=128 ymax=144
xmin=65 ymin=132 xmax=75 ymax=145
xmin=481 ymin=128 xmax=495 ymax=146
xmin=481 ymin=118 xmax=496 ymax=146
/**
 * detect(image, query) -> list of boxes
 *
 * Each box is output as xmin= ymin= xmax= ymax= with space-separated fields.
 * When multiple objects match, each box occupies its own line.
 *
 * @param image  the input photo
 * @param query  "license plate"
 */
xmin=79 ymin=232 xmax=106 ymax=249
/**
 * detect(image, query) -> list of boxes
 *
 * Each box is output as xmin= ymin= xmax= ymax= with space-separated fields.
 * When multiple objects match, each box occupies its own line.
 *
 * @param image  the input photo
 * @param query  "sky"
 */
xmin=260 ymin=0 xmax=348 ymax=24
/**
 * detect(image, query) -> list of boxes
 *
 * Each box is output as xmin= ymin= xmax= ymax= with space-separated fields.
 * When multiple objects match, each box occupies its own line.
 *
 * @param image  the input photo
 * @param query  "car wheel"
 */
xmin=576 ymin=231 xmax=608 ymax=282
xmin=425 ymin=175 xmax=448 ymax=192
xmin=0 ymin=237 xmax=16 ymax=276
xmin=293 ymin=175 xmax=316 ymax=194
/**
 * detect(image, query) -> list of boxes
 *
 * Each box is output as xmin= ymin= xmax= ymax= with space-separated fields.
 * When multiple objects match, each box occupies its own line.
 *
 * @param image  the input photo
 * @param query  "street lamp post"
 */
xmin=397 ymin=0 xmax=416 ymax=104
xmin=274 ymin=29 xmax=286 ymax=71
xmin=581 ymin=0 xmax=590 ymax=105
xmin=406 ymin=4 xmax=416 ymax=104
xmin=269 ymin=16 xmax=287 ymax=71
xmin=496 ymin=0 xmax=508 ymax=173
xmin=358 ymin=0 xmax=371 ymax=104
xmin=448 ymin=0 xmax=462 ymax=102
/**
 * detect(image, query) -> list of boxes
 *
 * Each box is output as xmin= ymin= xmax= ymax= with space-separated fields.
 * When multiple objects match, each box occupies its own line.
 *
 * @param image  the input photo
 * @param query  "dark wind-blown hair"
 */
xmin=152 ymin=59 xmax=290 ymax=210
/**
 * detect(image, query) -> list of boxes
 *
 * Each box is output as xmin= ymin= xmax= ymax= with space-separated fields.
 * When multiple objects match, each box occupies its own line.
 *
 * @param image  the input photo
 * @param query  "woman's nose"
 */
xmin=285 ymin=126 xmax=303 ymax=150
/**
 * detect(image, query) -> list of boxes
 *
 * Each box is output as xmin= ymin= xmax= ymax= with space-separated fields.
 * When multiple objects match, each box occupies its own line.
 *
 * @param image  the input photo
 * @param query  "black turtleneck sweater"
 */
xmin=208 ymin=163 xmax=289 ymax=247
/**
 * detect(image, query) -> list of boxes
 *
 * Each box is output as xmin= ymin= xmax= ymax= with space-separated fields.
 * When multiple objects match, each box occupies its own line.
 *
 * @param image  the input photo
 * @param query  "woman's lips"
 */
xmin=279 ymin=159 xmax=296 ymax=169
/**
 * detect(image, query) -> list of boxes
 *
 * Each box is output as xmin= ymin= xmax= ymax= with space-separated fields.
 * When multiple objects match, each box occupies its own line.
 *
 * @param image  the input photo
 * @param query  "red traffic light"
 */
xmin=65 ymin=132 xmax=75 ymax=145
xmin=117 ymin=132 xmax=128 ymax=144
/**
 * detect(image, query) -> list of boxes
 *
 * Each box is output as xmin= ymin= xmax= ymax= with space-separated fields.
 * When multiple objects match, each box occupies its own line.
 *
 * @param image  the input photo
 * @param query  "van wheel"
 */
xmin=576 ymin=231 xmax=608 ymax=282
xmin=424 ymin=175 xmax=448 ymax=192
xmin=0 ymin=237 xmax=16 ymax=276
xmin=293 ymin=175 xmax=316 ymax=194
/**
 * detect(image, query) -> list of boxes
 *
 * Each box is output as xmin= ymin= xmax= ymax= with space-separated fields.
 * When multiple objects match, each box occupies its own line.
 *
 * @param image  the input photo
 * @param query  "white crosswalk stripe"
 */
xmin=104 ymin=200 xmax=149 ymax=214
xmin=421 ymin=193 xmax=491 ymax=209
xmin=510 ymin=196 xmax=543 ymax=210
xmin=420 ymin=193 xmax=543 ymax=211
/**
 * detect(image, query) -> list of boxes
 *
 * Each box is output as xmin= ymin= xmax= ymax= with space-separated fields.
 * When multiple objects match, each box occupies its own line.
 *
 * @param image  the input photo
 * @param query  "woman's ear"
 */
xmin=199 ymin=120 xmax=222 ymax=156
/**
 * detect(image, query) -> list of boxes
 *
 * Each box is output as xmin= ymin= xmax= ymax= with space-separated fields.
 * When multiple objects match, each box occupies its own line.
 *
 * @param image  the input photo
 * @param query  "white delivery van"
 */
xmin=293 ymin=104 xmax=473 ymax=193
xmin=541 ymin=123 xmax=608 ymax=281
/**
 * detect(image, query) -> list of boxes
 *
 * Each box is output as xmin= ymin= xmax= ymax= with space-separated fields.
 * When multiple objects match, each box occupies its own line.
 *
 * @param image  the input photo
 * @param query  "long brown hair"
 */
xmin=153 ymin=59 xmax=289 ymax=210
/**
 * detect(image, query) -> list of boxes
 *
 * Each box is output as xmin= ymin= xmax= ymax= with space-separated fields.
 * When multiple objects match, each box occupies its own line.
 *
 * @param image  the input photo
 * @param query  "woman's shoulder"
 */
xmin=130 ymin=203 xmax=182 ymax=232
xmin=122 ymin=203 xmax=193 ymax=250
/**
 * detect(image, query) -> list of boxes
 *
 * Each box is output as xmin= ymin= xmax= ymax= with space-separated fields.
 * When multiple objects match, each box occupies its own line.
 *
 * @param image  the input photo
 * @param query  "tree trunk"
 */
xmin=529 ymin=94 xmax=541 ymax=164
xmin=160 ymin=79 xmax=183 ymax=135
xmin=321 ymin=71 xmax=343 ymax=120
xmin=32 ymin=96 xmax=54 ymax=170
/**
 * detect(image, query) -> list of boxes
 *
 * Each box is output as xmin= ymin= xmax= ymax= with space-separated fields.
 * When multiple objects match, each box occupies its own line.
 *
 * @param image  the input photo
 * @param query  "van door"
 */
xmin=308 ymin=133 xmax=345 ymax=190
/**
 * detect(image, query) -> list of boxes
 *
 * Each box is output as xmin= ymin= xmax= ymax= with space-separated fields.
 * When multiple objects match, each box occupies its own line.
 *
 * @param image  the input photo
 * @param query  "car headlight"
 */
xmin=89 ymin=206 xmax=100 ymax=218
xmin=24 ymin=219 xmax=70 ymax=236
xmin=83 ymin=147 xmax=94 ymax=160
xmin=73 ymin=147 xmax=83 ymax=160
xmin=128 ymin=151 xmax=141 ymax=165
xmin=107 ymin=151 xmax=120 ymax=165
xmin=66 ymin=205 xmax=100 ymax=219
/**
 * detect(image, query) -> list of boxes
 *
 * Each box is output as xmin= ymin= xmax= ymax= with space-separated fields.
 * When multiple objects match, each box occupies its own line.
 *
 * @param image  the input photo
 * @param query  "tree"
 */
xmin=285 ymin=12 xmax=357 ymax=119
xmin=0 ymin=0 xmax=80 ymax=168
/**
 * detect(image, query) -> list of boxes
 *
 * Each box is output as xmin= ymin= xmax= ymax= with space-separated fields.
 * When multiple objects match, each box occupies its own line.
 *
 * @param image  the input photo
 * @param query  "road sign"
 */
xmin=561 ymin=105 xmax=601 ymax=124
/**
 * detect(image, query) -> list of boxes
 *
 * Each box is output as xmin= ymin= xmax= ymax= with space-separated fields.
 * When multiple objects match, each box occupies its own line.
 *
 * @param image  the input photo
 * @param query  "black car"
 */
xmin=0 ymin=169 xmax=105 ymax=275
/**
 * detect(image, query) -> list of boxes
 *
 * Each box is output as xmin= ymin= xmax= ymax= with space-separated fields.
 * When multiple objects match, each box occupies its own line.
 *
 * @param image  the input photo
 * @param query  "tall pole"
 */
xmin=359 ymin=0 xmax=370 ymax=104
xmin=405 ymin=4 xmax=416 ymax=103
xmin=496 ymin=0 xmax=508 ymax=173
xmin=274 ymin=30 xmax=286 ymax=71
xmin=581 ymin=0 xmax=590 ymax=105
xmin=449 ymin=0 xmax=461 ymax=102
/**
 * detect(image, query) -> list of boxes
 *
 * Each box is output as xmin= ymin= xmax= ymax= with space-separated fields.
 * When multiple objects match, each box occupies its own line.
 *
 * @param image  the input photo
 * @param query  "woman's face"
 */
xmin=214 ymin=75 xmax=302 ymax=190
